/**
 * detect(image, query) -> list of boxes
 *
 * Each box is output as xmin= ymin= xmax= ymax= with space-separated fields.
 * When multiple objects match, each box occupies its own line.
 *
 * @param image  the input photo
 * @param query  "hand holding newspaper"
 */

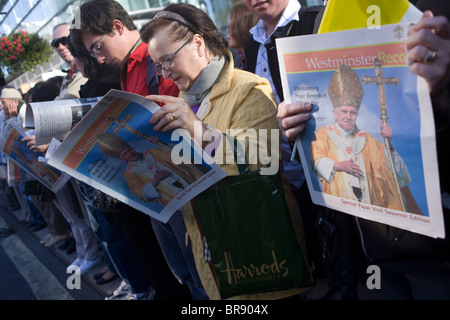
xmin=47 ymin=89 xmax=226 ymax=223
xmin=277 ymin=22 xmax=444 ymax=238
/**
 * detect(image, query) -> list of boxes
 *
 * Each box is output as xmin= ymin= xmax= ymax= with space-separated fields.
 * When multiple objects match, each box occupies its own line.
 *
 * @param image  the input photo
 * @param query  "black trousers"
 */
xmin=117 ymin=207 xmax=192 ymax=300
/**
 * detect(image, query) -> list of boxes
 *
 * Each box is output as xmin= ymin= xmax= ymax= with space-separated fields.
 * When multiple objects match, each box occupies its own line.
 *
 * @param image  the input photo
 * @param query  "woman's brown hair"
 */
xmin=140 ymin=3 xmax=228 ymax=57
xmin=228 ymin=2 xmax=258 ymax=50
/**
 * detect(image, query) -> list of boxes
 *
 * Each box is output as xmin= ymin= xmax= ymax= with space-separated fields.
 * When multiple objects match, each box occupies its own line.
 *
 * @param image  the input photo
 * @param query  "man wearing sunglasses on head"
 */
xmin=51 ymin=23 xmax=88 ymax=100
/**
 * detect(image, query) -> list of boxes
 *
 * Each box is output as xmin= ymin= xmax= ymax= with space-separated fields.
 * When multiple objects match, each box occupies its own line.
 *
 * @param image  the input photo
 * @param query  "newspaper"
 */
xmin=0 ymin=165 xmax=6 ymax=180
xmin=0 ymin=121 xmax=70 ymax=193
xmin=47 ymin=89 xmax=227 ymax=223
xmin=7 ymin=157 xmax=34 ymax=186
xmin=277 ymin=22 xmax=445 ymax=238
xmin=26 ymin=97 xmax=101 ymax=145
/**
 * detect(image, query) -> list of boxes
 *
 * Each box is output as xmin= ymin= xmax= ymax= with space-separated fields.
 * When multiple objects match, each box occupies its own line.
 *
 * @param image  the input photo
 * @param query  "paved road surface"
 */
xmin=0 ymin=206 xmax=106 ymax=300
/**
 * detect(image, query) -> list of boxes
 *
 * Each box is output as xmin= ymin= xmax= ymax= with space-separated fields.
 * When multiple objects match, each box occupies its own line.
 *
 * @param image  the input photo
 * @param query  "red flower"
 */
xmin=1 ymin=30 xmax=53 ymax=73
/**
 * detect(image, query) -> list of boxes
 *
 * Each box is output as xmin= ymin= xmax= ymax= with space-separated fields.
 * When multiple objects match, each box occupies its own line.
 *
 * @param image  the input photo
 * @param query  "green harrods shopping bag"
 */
xmin=192 ymin=138 xmax=313 ymax=299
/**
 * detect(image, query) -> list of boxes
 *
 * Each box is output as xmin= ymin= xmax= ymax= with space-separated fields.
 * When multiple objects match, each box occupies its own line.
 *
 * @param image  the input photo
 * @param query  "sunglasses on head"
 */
xmin=51 ymin=36 xmax=68 ymax=48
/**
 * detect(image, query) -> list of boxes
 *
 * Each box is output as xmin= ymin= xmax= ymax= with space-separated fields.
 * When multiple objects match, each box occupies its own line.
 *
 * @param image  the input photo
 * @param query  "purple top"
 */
xmin=191 ymin=104 xmax=200 ymax=115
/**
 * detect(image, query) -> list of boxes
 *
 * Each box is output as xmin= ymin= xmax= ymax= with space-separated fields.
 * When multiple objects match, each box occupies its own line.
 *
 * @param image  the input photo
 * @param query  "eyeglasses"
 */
xmin=89 ymin=34 xmax=105 ymax=58
xmin=51 ymin=36 xmax=68 ymax=48
xmin=155 ymin=40 xmax=190 ymax=75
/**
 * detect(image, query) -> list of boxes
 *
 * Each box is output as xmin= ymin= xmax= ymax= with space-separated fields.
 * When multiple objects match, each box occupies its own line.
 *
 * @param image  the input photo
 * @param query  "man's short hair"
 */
xmin=70 ymin=0 xmax=137 ymax=49
xmin=53 ymin=23 xmax=69 ymax=33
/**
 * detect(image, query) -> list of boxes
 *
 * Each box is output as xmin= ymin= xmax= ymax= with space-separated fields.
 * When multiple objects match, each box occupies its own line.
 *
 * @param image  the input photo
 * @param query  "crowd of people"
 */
xmin=0 ymin=0 xmax=449 ymax=300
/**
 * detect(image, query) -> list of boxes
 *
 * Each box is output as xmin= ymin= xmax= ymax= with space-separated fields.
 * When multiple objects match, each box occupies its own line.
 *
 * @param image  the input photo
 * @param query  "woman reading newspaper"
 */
xmin=140 ymin=3 xmax=311 ymax=300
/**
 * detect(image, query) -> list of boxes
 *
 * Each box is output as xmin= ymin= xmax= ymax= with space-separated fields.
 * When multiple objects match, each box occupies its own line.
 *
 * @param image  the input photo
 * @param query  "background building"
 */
xmin=0 ymin=0 xmax=323 ymax=92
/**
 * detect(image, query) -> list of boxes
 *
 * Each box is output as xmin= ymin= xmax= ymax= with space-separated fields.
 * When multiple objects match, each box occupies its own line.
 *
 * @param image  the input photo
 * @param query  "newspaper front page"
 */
xmin=0 ymin=121 xmax=70 ymax=193
xmin=277 ymin=22 xmax=444 ymax=238
xmin=48 ymin=90 xmax=227 ymax=223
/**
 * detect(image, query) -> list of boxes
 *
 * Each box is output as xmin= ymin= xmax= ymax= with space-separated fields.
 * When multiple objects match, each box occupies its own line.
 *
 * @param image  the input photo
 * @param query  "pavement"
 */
xmin=5 ymin=207 xmax=122 ymax=300
xmin=3 ymin=201 xmax=342 ymax=301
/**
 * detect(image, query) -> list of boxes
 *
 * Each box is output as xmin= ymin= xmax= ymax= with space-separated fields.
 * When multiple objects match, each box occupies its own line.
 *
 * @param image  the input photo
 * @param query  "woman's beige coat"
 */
xmin=181 ymin=51 xmax=312 ymax=300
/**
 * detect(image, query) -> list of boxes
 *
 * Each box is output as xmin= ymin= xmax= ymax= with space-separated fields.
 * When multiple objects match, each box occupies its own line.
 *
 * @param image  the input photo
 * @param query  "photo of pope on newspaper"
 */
xmin=277 ymin=22 xmax=444 ymax=238
xmin=310 ymin=60 xmax=422 ymax=214
xmin=95 ymin=130 xmax=209 ymax=209
xmin=305 ymin=62 xmax=425 ymax=216
xmin=85 ymin=105 xmax=211 ymax=214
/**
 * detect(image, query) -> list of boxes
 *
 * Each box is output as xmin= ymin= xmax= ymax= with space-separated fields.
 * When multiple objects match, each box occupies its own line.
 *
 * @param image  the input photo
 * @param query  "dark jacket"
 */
xmin=79 ymin=64 xmax=121 ymax=99
xmin=244 ymin=5 xmax=322 ymax=103
xmin=358 ymin=0 xmax=450 ymax=263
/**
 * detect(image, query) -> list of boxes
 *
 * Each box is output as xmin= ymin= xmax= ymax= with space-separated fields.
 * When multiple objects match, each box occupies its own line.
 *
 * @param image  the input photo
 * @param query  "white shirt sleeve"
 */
xmin=314 ymin=157 xmax=335 ymax=183
xmin=141 ymin=183 xmax=161 ymax=202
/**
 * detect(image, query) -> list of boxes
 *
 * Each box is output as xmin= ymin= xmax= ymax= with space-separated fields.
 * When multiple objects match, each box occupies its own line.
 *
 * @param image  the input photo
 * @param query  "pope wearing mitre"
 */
xmin=309 ymin=64 xmax=412 ymax=211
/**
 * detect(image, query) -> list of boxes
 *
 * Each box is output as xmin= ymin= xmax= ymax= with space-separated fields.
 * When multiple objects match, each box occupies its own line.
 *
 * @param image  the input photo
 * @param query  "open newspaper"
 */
xmin=48 ymin=89 xmax=227 ymax=223
xmin=26 ymin=97 xmax=101 ymax=146
xmin=7 ymin=157 xmax=34 ymax=186
xmin=0 ymin=121 xmax=70 ymax=193
xmin=277 ymin=22 xmax=444 ymax=238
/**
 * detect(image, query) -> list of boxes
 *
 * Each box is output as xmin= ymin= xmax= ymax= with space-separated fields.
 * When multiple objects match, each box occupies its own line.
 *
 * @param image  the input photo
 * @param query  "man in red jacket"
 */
xmin=70 ymin=1 xmax=179 ymax=99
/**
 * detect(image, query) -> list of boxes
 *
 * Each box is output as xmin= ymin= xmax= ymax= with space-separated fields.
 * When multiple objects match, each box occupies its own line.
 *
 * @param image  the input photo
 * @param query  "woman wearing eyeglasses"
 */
xmin=141 ymin=3 xmax=311 ymax=300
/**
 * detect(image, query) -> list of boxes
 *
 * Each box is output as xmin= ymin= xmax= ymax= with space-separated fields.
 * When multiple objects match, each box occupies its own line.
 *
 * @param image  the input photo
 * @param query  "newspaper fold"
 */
xmin=26 ymin=97 xmax=101 ymax=146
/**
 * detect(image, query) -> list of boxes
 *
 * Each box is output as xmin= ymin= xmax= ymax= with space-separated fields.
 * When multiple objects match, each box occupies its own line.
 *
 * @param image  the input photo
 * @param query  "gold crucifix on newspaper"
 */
xmin=362 ymin=58 xmax=406 ymax=211
xmin=109 ymin=114 xmax=145 ymax=138
xmin=108 ymin=114 xmax=172 ymax=150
